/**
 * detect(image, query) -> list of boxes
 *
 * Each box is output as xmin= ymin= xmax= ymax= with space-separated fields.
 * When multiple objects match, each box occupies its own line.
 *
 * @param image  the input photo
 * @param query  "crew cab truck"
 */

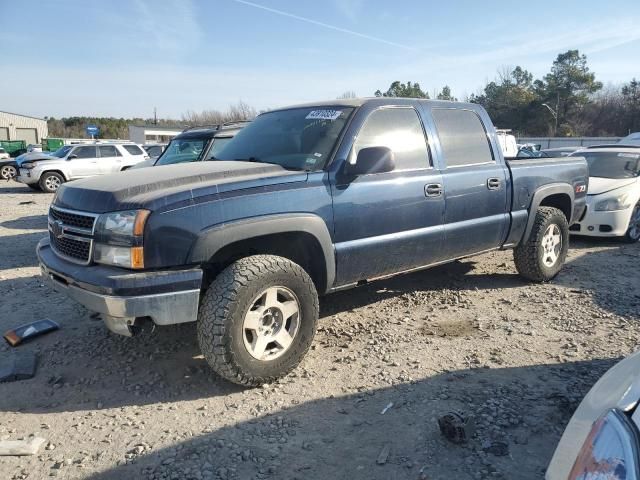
xmin=37 ymin=98 xmax=588 ymax=386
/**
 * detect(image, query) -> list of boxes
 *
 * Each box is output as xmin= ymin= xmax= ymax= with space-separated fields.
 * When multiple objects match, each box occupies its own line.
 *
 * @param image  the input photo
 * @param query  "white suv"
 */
xmin=16 ymin=143 xmax=148 ymax=192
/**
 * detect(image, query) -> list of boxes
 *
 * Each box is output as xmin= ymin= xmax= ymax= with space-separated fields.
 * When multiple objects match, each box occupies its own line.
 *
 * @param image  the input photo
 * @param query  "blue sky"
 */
xmin=1 ymin=0 xmax=639 ymax=118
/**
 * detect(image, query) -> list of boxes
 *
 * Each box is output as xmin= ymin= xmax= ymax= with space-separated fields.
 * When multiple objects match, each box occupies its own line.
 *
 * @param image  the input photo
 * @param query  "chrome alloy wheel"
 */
xmin=542 ymin=223 xmax=562 ymax=267
xmin=44 ymin=175 xmax=61 ymax=191
xmin=0 ymin=165 xmax=16 ymax=180
xmin=242 ymin=286 xmax=301 ymax=361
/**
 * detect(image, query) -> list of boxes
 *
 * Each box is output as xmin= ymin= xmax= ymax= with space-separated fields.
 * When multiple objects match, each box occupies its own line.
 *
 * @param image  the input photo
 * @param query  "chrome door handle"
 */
xmin=425 ymin=183 xmax=443 ymax=197
xmin=487 ymin=178 xmax=501 ymax=190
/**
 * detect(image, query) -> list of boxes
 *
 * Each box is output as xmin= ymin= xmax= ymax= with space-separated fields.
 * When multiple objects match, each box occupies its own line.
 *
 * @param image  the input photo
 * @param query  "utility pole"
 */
xmin=154 ymin=107 xmax=157 ymax=125
xmin=542 ymin=102 xmax=558 ymax=137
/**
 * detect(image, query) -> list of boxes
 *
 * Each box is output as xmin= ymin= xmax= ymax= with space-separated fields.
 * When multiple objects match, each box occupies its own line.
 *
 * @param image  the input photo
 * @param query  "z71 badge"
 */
xmin=575 ymin=184 xmax=587 ymax=193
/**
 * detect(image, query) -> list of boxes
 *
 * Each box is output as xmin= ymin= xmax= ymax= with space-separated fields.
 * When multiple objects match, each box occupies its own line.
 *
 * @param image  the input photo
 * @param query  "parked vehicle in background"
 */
xmin=496 ymin=129 xmax=518 ymax=157
xmin=0 ymin=151 xmax=18 ymax=180
xmin=619 ymin=132 xmax=640 ymax=145
xmin=516 ymin=146 xmax=550 ymax=158
xmin=546 ymin=350 xmax=640 ymax=479
xmin=27 ymin=144 xmax=42 ymax=153
xmin=142 ymin=143 xmax=167 ymax=160
xmin=568 ymin=145 xmax=640 ymax=242
xmin=37 ymin=98 xmax=587 ymax=386
xmin=15 ymin=143 xmax=149 ymax=192
xmin=540 ymin=146 xmax=581 ymax=157
xmin=130 ymin=122 xmax=248 ymax=169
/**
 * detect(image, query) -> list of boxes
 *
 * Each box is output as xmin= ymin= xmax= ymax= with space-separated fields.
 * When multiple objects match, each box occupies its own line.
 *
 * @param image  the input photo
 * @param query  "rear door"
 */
xmin=431 ymin=108 xmax=509 ymax=258
xmin=331 ymin=105 xmax=445 ymax=285
xmin=67 ymin=146 xmax=99 ymax=178
xmin=98 ymin=145 xmax=123 ymax=174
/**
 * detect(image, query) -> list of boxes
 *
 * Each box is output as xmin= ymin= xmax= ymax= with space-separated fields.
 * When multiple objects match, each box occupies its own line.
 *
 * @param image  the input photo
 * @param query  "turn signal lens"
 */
xmin=569 ymin=409 xmax=640 ymax=479
xmin=133 ymin=210 xmax=150 ymax=236
xmin=131 ymin=247 xmax=144 ymax=269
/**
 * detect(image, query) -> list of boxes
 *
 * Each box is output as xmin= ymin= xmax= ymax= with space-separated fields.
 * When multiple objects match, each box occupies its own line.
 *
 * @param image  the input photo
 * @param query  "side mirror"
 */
xmin=67 ymin=154 xmax=78 ymax=160
xmin=346 ymin=146 xmax=395 ymax=176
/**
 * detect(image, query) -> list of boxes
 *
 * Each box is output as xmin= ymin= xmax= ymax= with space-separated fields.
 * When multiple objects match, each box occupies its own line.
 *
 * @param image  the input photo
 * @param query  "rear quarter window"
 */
xmin=122 ymin=145 xmax=144 ymax=155
xmin=432 ymin=109 xmax=494 ymax=167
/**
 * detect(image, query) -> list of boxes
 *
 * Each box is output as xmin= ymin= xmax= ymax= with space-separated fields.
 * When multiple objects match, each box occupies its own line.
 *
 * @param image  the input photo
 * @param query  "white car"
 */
xmin=15 ymin=143 xmax=148 ymax=193
xmin=547 ymin=350 xmax=640 ymax=479
xmin=568 ymin=146 xmax=640 ymax=242
xmin=619 ymin=132 xmax=640 ymax=146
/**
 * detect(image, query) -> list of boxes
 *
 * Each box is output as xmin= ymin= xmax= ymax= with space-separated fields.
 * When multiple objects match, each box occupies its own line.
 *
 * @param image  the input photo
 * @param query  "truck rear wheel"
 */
xmin=197 ymin=254 xmax=319 ymax=386
xmin=514 ymin=206 xmax=569 ymax=282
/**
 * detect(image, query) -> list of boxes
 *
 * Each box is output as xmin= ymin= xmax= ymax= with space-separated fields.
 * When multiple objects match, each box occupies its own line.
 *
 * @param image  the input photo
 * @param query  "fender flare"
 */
xmin=188 ymin=213 xmax=336 ymax=293
xmin=522 ymin=183 xmax=575 ymax=243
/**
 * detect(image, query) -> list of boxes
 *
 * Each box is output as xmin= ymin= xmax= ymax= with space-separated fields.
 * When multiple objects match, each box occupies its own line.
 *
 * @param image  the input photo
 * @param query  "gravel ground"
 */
xmin=0 ymin=180 xmax=639 ymax=480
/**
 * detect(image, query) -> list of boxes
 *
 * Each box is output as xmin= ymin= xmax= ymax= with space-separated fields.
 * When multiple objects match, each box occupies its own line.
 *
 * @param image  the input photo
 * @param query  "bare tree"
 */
xmin=337 ymin=90 xmax=357 ymax=99
xmin=181 ymin=101 xmax=257 ymax=126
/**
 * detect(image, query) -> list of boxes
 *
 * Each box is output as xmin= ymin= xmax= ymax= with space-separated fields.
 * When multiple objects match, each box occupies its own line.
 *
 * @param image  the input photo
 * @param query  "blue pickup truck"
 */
xmin=37 ymin=98 xmax=588 ymax=385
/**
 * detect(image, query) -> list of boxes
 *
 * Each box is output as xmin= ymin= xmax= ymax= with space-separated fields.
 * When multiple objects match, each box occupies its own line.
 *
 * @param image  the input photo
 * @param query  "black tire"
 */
xmin=514 ymin=206 xmax=569 ymax=282
xmin=39 ymin=172 xmax=64 ymax=193
xmin=197 ymin=254 xmax=319 ymax=386
xmin=27 ymin=183 xmax=42 ymax=191
xmin=0 ymin=165 xmax=16 ymax=180
xmin=622 ymin=203 xmax=640 ymax=243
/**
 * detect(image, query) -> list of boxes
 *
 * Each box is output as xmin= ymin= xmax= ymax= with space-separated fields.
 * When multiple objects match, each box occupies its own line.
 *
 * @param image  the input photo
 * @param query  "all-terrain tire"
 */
xmin=197 ymin=255 xmax=319 ymax=386
xmin=514 ymin=206 xmax=569 ymax=282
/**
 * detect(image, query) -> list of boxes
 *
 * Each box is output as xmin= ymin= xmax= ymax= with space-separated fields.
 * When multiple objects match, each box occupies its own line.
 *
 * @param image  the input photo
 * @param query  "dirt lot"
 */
xmin=0 ymin=180 xmax=639 ymax=480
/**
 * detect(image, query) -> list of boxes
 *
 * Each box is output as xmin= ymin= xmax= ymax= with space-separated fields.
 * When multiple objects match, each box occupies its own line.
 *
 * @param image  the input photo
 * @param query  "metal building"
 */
xmin=0 ymin=111 xmax=48 ymax=144
xmin=128 ymin=125 xmax=183 ymax=145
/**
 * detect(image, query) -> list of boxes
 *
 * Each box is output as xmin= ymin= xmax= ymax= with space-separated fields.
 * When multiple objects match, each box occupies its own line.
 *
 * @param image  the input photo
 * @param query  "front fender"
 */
xmin=188 ymin=213 xmax=336 ymax=292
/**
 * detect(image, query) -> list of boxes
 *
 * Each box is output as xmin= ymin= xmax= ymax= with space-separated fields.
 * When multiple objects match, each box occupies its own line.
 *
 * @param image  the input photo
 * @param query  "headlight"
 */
xmin=595 ymin=193 xmax=632 ymax=211
xmin=94 ymin=209 xmax=149 ymax=269
xmin=569 ymin=409 xmax=640 ymax=479
xmin=21 ymin=162 xmax=36 ymax=169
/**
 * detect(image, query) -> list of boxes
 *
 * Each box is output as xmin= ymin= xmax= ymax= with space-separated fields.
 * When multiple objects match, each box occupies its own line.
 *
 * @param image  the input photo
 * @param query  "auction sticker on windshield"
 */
xmin=305 ymin=110 xmax=343 ymax=121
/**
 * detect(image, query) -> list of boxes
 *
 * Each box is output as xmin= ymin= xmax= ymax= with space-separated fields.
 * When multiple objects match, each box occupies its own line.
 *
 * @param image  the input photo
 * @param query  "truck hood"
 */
xmin=54 ymin=161 xmax=307 ymax=213
xmin=587 ymin=176 xmax=637 ymax=195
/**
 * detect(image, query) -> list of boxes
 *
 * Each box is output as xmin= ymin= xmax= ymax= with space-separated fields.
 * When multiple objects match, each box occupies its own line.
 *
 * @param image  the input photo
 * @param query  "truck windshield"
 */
xmin=155 ymin=139 xmax=207 ymax=166
xmin=51 ymin=146 xmax=73 ymax=158
xmin=211 ymin=107 xmax=354 ymax=171
xmin=576 ymin=151 xmax=640 ymax=179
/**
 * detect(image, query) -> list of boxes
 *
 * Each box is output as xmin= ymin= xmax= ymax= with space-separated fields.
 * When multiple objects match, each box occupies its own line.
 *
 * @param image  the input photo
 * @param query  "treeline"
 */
xmin=46 ymin=101 xmax=258 ymax=140
xmin=373 ymin=50 xmax=640 ymax=137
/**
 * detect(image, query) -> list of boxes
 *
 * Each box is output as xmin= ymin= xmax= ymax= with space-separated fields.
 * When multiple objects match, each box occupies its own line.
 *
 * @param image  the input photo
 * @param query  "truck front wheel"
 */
xmin=514 ymin=206 xmax=569 ymax=282
xmin=197 ymin=254 xmax=319 ymax=386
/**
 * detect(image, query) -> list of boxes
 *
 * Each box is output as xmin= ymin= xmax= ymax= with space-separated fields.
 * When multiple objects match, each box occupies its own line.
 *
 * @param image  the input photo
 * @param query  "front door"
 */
xmin=67 ymin=146 xmax=99 ymax=178
xmin=331 ymin=106 xmax=445 ymax=286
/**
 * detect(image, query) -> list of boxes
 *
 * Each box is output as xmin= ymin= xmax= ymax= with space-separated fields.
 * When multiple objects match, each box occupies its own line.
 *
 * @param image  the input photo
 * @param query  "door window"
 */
xmin=123 ymin=145 xmax=144 ymax=155
xmin=352 ymin=108 xmax=430 ymax=170
xmin=72 ymin=146 xmax=97 ymax=159
xmin=98 ymin=146 xmax=121 ymax=158
xmin=432 ymin=109 xmax=494 ymax=167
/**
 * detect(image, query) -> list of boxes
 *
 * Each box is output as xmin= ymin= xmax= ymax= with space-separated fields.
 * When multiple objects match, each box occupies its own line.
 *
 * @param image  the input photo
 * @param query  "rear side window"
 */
xmin=432 ymin=109 xmax=494 ymax=167
xmin=353 ymin=107 xmax=430 ymax=170
xmin=72 ymin=146 xmax=97 ymax=159
xmin=123 ymin=145 xmax=144 ymax=155
xmin=99 ymin=146 xmax=121 ymax=158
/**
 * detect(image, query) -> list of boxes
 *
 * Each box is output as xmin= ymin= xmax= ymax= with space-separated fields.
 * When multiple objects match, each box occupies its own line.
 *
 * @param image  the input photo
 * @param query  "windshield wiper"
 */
xmin=232 ymin=157 xmax=307 ymax=171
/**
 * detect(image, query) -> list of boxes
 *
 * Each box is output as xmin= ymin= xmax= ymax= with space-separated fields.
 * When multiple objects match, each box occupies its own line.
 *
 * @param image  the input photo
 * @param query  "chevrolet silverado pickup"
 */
xmin=37 ymin=98 xmax=588 ymax=386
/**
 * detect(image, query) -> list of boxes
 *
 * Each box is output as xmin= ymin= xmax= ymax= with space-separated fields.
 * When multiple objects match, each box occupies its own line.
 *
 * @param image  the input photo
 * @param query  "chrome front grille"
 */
xmin=48 ymin=206 xmax=99 ymax=265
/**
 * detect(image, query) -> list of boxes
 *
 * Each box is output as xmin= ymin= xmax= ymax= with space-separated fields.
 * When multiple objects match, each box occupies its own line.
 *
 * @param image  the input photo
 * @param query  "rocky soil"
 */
xmin=0 ymin=180 xmax=638 ymax=480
